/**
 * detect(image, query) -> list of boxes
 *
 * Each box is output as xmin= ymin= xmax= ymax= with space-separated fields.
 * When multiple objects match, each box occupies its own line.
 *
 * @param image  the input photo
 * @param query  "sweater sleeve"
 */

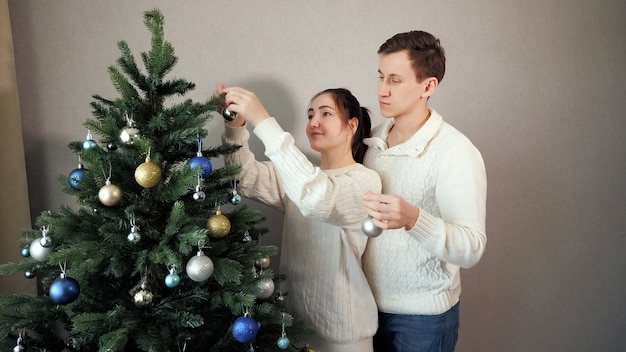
xmin=221 ymin=122 xmax=287 ymax=212
xmin=254 ymin=118 xmax=382 ymax=229
xmin=409 ymin=139 xmax=487 ymax=268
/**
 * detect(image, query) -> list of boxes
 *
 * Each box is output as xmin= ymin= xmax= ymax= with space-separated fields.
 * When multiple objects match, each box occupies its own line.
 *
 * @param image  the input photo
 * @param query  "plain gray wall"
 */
xmin=7 ymin=1 xmax=626 ymax=351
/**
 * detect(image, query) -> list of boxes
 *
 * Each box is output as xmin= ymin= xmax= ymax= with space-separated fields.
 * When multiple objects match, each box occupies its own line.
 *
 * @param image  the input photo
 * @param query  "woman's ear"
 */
xmin=348 ymin=117 xmax=359 ymax=133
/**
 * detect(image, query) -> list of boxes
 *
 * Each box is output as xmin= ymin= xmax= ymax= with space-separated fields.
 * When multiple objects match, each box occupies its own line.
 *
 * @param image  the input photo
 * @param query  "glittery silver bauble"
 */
xmin=361 ymin=217 xmax=382 ymax=237
xmin=29 ymin=237 xmax=53 ymax=262
xmin=256 ymin=278 xmax=275 ymax=299
xmin=186 ymin=251 xmax=214 ymax=282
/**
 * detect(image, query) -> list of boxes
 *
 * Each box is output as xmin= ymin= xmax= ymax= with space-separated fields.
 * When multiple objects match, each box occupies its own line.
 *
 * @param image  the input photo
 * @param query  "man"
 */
xmin=362 ymin=30 xmax=487 ymax=352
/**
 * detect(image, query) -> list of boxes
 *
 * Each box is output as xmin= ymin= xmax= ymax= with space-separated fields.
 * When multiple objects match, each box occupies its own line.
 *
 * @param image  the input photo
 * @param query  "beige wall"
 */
xmin=0 ymin=0 xmax=35 ymax=295
xmin=7 ymin=0 xmax=626 ymax=351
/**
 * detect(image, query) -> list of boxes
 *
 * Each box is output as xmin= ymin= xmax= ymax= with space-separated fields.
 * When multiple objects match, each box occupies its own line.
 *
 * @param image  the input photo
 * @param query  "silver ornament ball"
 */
xmin=119 ymin=126 xmax=141 ymax=144
xmin=39 ymin=235 xmax=53 ymax=248
xmin=134 ymin=289 xmax=154 ymax=306
xmin=186 ymin=252 xmax=214 ymax=282
xmin=192 ymin=191 xmax=206 ymax=202
xmin=256 ymin=278 xmax=275 ymax=299
xmin=361 ymin=217 xmax=383 ymax=237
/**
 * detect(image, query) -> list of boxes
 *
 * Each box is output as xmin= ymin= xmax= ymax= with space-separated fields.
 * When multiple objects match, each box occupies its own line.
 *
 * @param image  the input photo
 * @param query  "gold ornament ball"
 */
xmin=135 ymin=159 xmax=162 ymax=188
xmin=255 ymin=256 xmax=271 ymax=269
xmin=98 ymin=183 xmax=122 ymax=206
xmin=207 ymin=208 xmax=231 ymax=238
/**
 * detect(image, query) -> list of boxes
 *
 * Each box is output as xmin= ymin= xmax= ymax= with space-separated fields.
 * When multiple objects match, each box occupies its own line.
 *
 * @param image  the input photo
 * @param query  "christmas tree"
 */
xmin=0 ymin=9 xmax=310 ymax=352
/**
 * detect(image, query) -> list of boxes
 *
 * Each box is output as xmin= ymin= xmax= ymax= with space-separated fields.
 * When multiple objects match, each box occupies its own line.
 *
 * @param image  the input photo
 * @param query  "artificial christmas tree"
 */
xmin=0 ymin=9 xmax=310 ymax=352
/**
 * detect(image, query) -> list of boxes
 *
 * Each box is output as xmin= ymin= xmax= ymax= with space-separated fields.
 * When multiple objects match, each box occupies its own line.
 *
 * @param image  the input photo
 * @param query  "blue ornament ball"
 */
xmin=165 ymin=273 xmax=180 ymax=288
xmin=49 ymin=276 xmax=80 ymax=305
xmin=232 ymin=316 xmax=261 ymax=343
xmin=68 ymin=168 xmax=85 ymax=190
xmin=277 ymin=336 xmax=290 ymax=349
xmin=82 ymin=139 xmax=98 ymax=151
xmin=189 ymin=156 xmax=212 ymax=179
xmin=20 ymin=247 xmax=30 ymax=257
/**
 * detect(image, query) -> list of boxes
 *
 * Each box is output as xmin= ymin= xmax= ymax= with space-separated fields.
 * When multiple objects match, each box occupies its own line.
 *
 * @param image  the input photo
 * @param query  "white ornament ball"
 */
xmin=30 ymin=238 xmax=53 ymax=262
xmin=186 ymin=252 xmax=214 ymax=282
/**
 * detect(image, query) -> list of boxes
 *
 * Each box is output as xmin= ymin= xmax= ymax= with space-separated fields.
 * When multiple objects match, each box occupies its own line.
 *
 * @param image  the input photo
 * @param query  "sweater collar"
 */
xmin=364 ymin=109 xmax=443 ymax=156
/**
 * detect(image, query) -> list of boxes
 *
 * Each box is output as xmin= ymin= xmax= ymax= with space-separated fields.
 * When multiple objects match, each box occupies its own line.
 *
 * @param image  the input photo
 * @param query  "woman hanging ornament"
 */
xmin=134 ymin=148 xmax=162 ymax=188
xmin=49 ymin=262 xmax=81 ymax=305
xmin=98 ymin=161 xmax=122 ymax=206
xmin=189 ymin=138 xmax=212 ymax=179
xmin=82 ymin=130 xmax=98 ymax=151
xmin=68 ymin=154 xmax=85 ymax=191
xmin=119 ymin=113 xmax=141 ymax=145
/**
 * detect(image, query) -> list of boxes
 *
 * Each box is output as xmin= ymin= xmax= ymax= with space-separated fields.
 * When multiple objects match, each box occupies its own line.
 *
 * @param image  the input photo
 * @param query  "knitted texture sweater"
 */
xmin=222 ymin=118 xmax=381 ymax=344
xmin=362 ymin=110 xmax=487 ymax=315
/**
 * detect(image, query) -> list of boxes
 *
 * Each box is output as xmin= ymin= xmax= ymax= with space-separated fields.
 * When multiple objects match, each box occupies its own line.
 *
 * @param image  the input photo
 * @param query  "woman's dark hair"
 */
xmin=310 ymin=88 xmax=371 ymax=163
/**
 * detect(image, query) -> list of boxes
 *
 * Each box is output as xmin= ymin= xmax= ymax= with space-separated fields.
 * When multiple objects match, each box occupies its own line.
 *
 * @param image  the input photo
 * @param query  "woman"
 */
xmin=218 ymin=85 xmax=380 ymax=352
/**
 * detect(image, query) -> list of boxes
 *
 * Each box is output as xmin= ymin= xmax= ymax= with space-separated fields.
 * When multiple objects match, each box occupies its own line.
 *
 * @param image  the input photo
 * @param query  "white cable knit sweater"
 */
xmin=222 ymin=118 xmax=381 ymax=345
xmin=362 ymin=110 xmax=487 ymax=315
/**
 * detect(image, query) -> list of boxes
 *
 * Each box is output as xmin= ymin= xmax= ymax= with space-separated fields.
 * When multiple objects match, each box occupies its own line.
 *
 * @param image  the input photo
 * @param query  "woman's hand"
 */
xmin=213 ymin=83 xmax=246 ymax=127
xmin=219 ymin=85 xmax=271 ymax=127
xmin=362 ymin=191 xmax=420 ymax=230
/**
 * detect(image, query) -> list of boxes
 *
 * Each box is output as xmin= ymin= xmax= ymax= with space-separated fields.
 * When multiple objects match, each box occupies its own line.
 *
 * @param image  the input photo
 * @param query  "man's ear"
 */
xmin=422 ymin=77 xmax=439 ymax=98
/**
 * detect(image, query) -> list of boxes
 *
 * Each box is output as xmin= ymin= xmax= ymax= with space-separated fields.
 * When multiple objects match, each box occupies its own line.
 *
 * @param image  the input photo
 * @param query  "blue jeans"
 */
xmin=373 ymin=302 xmax=460 ymax=352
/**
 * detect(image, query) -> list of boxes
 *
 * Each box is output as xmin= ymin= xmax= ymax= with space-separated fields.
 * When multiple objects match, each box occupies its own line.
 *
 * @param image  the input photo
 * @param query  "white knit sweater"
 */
xmin=362 ymin=110 xmax=487 ymax=315
xmin=222 ymin=118 xmax=381 ymax=344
